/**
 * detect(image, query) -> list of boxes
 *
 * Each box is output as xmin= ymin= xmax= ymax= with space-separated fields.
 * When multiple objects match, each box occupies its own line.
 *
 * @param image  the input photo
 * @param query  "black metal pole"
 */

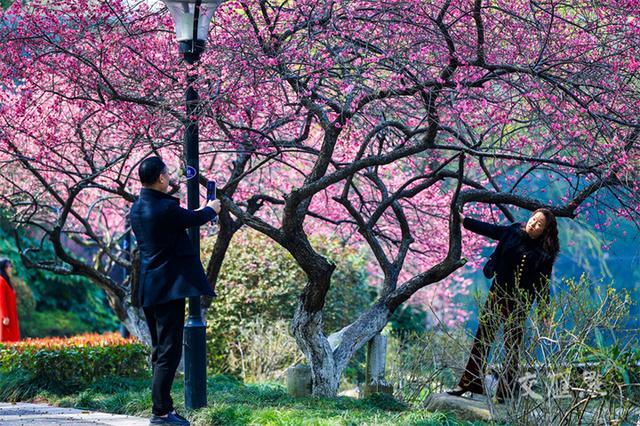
xmin=183 ymin=68 xmax=208 ymax=410
xmin=119 ymin=221 xmax=132 ymax=339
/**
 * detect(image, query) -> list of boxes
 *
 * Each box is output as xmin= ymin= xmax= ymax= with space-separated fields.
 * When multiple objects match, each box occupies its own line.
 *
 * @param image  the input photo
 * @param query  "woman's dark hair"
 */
xmin=532 ymin=208 xmax=560 ymax=263
xmin=0 ymin=258 xmax=13 ymax=289
xmin=138 ymin=156 xmax=167 ymax=186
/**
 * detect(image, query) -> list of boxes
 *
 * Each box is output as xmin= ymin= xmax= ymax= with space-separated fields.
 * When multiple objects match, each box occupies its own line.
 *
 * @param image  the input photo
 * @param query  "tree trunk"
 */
xmin=332 ymin=302 xmax=392 ymax=379
xmin=293 ymin=300 xmax=393 ymax=397
xmin=291 ymin=304 xmax=340 ymax=397
xmin=113 ymin=248 xmax=151 ymax=346
xmin=106 ymin=290 xmax=151 ymax=346
xmin=101 ymin=254 xmax=152 ymax=346
xmin=122 ymin=303 xmax=151 ymax=346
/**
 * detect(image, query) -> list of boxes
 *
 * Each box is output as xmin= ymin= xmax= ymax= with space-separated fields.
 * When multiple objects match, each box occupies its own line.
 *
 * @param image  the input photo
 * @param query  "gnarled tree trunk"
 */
xmin=291 ymin=306 xmax=340 ymax=396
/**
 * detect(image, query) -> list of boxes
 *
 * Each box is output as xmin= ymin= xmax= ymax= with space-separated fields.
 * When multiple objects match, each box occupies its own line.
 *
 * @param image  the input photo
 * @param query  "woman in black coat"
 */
xmin=448 ymin=208 xmax=560 ymax=401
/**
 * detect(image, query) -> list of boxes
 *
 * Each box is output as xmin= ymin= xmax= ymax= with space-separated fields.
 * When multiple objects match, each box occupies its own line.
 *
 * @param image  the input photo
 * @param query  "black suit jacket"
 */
xmin=463 ymin=217 xmax=553 ymax=303
xmin=130 ymin=188 xmax=216 ymax=307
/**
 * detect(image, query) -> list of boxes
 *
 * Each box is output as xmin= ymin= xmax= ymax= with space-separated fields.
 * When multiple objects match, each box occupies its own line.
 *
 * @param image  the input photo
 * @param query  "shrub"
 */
xmin=0 ymin=368 xmax=41 ymax=401
xmin=388 ymin=276 xmax=640 ymax=425
xmin=12 ymin=277 xmax=36 ymax=333
xmin=507 ymin=277 xmax=640 ymax=424
xmin=387 ymin=328 xmax=470 ymax=405
xmin=0 ymin=332 xmax=148 ymax=394
xmin=226 ymin=318 xmax=304 ymax=382
xmin=389 ymin=304 xmax=428 ymax=335
xmin=20 ymin=310 xmax=100 ymax=338
xmin=201 ymin=228 xmax=376 ymax=374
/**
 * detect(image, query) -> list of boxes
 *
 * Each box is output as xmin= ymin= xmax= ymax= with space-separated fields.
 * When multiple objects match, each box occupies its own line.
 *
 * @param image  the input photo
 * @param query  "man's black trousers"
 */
xmin=143 ymin=298 xmax=185 ymax=416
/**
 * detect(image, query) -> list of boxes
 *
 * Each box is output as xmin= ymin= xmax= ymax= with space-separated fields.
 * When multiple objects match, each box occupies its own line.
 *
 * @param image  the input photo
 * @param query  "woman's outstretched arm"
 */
xmin=459 ymin=212 xmax=510 ymax=240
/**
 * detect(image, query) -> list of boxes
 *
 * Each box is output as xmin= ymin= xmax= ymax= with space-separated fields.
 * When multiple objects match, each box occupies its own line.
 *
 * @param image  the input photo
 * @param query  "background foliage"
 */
xmin=201 ymin=229 xmax=379 ymax=374
xmin=201 ymin=228 xmax=430 ymax=385
xmin=0 ymin=210 xmax=119 ymax=338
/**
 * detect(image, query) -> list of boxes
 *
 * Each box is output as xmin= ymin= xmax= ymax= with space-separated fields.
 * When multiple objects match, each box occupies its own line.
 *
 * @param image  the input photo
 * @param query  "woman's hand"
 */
xmin=459 ymin=211 xmax=465 ymax=222
xmin=2 ymin=317 xmax=9 ymax=326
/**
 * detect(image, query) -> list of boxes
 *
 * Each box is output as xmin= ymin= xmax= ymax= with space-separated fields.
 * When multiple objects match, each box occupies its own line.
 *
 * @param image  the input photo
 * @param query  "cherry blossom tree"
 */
xmin=1 ymin=0 xmax=638 ymax=395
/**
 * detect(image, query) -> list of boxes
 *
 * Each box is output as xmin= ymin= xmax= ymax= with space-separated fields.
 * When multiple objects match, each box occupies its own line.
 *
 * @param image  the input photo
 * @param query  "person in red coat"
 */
xmin=0 ymin=258 xmax=20 ymax=342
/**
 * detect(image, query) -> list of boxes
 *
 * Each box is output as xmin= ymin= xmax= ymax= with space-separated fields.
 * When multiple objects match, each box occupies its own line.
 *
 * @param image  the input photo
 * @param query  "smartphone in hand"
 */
xmin=206 ymin=180 xmax=216 ymax=201
xmin=206 ymin=180 xmax=218 ymax=226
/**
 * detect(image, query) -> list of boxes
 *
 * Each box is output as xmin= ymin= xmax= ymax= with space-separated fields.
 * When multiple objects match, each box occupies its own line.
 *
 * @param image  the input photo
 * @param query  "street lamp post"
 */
xmin=161 ymin=0 xmax=222 ymax=410
xmin=119 ymin=224 xmax=132 ymax=339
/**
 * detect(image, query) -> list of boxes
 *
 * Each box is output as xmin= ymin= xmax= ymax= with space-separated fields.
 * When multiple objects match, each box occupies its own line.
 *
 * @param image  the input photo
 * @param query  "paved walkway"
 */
xmin=0 ymin=403 xmax=149 ymax=425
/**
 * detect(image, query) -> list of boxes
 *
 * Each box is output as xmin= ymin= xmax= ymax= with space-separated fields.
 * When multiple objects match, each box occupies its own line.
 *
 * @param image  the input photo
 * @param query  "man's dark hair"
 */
xmin=139 ymin=157 xmax=167 ymax=186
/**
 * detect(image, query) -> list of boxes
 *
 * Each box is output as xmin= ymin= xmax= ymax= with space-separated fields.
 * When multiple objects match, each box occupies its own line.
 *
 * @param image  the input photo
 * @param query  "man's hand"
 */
xmin=206 ymin=199 xmax=221 ymax=214
xmin=2 ymin=317 xmax=9 ymax=326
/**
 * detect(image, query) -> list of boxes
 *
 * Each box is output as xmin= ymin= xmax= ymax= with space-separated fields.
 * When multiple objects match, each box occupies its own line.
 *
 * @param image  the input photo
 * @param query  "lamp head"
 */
xmin=161 ymin=0 xmax=223 ymax=63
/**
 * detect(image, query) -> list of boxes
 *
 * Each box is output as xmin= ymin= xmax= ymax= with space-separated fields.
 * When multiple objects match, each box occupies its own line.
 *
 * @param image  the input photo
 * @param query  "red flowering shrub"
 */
xmin=0 ymin=333 xmax=148 ymax=391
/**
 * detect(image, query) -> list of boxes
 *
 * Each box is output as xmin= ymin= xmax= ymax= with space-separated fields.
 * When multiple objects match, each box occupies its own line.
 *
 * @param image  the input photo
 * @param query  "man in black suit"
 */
xmin=130 ymin=157 xmax=220 ymax=426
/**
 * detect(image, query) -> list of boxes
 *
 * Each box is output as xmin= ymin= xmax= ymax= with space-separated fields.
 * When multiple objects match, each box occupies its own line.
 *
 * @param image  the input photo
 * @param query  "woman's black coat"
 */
xmin=463 ymin=217 xmax=553 ymax=303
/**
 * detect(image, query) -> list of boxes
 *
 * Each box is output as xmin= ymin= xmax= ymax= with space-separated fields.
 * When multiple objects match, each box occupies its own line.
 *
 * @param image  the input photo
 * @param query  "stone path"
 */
xmin=0 ymin=402 xmax=149 ymax=425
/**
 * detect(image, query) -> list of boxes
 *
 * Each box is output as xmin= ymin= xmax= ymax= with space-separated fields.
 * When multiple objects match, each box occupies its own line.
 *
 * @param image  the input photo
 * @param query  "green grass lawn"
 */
xmin=1 ymin=372 xmax=486 ymax=425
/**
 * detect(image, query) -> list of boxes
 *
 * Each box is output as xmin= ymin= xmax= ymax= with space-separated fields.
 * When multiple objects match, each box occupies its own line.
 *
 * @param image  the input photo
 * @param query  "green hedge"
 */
xmin=0 ymin=333 xmax=148 ymax=394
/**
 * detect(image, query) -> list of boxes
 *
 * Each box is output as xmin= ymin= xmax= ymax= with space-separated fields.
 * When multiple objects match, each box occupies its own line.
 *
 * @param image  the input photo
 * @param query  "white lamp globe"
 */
xmin=161 ymin=0 xmax=223 ymax=62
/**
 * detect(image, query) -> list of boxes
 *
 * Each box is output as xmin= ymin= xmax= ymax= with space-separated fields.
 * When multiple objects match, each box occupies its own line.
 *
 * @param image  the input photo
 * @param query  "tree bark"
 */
xmin=104 ymin=283 xmax=151 ymax=346
xmin=102 ymin=248 xmax=151 ymax=346
xmin=292 ymin=299 xmax=394 ymax=397
xmin=122 ymin=303 xmax=151 ymax=346
xmin=291 ymin=303 xmax=340 ymax=397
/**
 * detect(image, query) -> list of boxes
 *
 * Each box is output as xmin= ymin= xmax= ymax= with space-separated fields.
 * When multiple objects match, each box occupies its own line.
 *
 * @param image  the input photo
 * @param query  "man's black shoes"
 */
xmin=172 ymin=411 xmax=189 ymax=423
xmin=149 ymin=412 xmax=190 ymax=425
